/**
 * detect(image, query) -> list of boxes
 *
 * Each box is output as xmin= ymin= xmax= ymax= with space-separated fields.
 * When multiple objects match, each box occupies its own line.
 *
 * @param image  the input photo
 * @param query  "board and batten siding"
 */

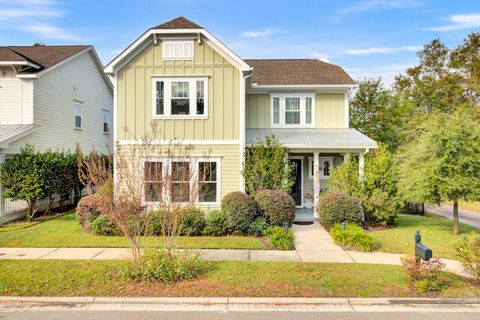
xmin=9 ymin=52 xmax=113 ymax=154
xmin=246 ymin=93 xmax=347 ymax=129
xmin=116 ymin=41 xmax=241 ymax=141
xmin=0 ymin=78 xmax=34 ymax=125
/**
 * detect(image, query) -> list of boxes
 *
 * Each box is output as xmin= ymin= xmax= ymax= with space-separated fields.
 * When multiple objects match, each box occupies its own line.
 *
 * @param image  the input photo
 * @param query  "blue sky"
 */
xmin=1 ymin=0 xmax=480 ymax=86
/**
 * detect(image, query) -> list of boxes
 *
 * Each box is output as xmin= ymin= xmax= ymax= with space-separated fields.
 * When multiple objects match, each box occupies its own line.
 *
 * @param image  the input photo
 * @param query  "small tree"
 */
xmin=0 ymin=145 xmax=44 ymax=220
xmin=397 ymin=111 xmax=480 ymax=234
xmin=243 ymin=135 xmax=294 ymax=195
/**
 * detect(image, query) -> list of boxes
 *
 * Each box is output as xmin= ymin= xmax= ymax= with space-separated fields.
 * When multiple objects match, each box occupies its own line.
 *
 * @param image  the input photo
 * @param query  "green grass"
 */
xmin=1 ymin=260 xmax=477 ymax=297
xmin=0 ymin=213 xmax=266 ymax=250
xmin=371 ymin=214 xmax=479 ymax=259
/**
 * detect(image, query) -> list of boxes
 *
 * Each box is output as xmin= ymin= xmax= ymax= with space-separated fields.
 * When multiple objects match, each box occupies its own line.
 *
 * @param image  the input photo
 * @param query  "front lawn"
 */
xmin=371 ymin=214 xmax=479 ymax=259
xmin=0 ymin=213 xmax=266 ymax=250
xmin=1 ymin=260 xmax=477 ymax=297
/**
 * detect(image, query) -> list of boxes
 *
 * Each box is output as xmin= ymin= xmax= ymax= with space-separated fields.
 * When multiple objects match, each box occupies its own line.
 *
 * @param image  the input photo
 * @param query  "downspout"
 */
xmin=239 ymin=69 xmax=253 ymax=192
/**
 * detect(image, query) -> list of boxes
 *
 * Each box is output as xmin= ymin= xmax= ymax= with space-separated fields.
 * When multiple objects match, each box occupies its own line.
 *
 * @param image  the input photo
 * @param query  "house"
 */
xmin=104 ymin=17 xmax=376 ymax=217
xmin=0 ymin=45 xmax=113 ymax=217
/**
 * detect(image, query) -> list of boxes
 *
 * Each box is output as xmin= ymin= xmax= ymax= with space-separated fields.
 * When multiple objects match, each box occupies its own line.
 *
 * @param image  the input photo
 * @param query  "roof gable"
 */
xmin=244 ymin=59 xmax=356 ymax=86
xmin=0 ymin=47 xmax=27 ymax=62
xmin=151 ymin=16 xmax=203 ymax=29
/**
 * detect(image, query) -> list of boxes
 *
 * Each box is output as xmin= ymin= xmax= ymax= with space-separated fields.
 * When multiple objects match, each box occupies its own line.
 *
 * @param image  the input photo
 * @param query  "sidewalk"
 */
xmin=0 ymin=223 xmax=470 ymax=278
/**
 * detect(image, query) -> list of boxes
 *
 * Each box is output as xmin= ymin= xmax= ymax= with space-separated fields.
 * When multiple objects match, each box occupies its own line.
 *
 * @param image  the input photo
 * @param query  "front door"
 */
xmin=289 ymin=159 xmax=302 ymax=206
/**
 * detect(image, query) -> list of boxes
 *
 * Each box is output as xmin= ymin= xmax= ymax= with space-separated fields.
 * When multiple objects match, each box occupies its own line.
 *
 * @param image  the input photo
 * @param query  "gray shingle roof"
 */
xmin=246 ymin=128 xmax=377 ymax=149
xmin=151 ymin=16 xmax=203 ymax=30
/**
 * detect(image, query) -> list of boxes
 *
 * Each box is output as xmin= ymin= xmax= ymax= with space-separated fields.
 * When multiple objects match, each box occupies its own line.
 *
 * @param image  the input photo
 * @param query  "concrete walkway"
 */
xmin=0 ymin=223 xmax=470 ymax=278
xmin=428 ymin=205 xmax=480 ymax=229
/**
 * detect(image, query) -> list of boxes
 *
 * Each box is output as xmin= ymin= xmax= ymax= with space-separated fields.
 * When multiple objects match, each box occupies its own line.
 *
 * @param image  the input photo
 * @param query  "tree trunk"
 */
xmin=453 ymin=200 xmax=459 ymax=235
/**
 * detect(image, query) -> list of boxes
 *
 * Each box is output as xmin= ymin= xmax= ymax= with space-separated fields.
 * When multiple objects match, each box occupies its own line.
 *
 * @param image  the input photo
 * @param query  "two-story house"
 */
xmin=104 ymin=17 xmax=377 ymax=218
xmin=0 ymin=45 xmax=113 ymax=217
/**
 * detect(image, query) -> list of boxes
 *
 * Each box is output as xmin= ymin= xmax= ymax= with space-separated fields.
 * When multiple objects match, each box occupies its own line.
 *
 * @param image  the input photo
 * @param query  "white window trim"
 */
xmin=102 ymin=109 xmax=110 ymax=134
xmin=151 ymin=77 xmax=209 ymax=119
xmin=162 ymin=40 xmax=194 ymax=60
xmin=319 ymin=156 xmax=334 ymax=179
xmin=74 ymin=101 xmax=83 ymax=129
xmin=141 ymin=157 xmax=221 ymax=206
xmin=270 ymin=93 xmax=315 ymax=128
xmin=308 ymin=156 xmax=314 ymax=180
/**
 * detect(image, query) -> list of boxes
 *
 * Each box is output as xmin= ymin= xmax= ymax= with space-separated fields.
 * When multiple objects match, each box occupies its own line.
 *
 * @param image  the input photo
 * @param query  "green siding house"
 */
xmin=104 ymin=17 xmax=377 ymax=217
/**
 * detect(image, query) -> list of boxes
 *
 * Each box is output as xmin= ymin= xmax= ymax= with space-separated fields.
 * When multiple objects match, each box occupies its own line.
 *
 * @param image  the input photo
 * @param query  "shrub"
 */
xmin=91 ymin=214 xmax=119 ymax=236
xmin=221 ymin=192 xmax=257 ymax=234
xmin=203 ymin=210 xmax=228 ymax=236
xmin=317 ymin=192 xmax=362 ymax=231
xmin=146 ymin=210 xmax=163 ymax=236
xmin=401 ymin=256 xmax=446 ymax=293
xmin=265 ymin=226 xmax=294 ymax=250
xmin=330 ymin=224 xmax=376 ymax=252
xmin=453 ymin=232 xmax=480 ymax=278
xmin=248 ymin=217 xmax=269 ymax=236
xmin=179 ymin=208 xmax=205 ymax=236
xmin=123 ymin=249 xmax=207 ymax=283
xmin=75 ymin=194 xmax=104 ymax=232
xmin=254 ymin=189 xmax=296 ymax=226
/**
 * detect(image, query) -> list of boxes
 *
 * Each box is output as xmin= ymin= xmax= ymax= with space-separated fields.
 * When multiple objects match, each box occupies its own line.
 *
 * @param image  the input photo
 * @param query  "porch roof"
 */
xmin=246 ymin=128 xmax=377 ymax=150
xmin=0 ymin=124 xmax=37 ymax=149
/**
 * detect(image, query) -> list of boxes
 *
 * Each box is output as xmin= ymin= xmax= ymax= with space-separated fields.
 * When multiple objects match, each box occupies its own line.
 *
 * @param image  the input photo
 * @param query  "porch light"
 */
xmin=283 ymin=221 xmax=289 ymax=231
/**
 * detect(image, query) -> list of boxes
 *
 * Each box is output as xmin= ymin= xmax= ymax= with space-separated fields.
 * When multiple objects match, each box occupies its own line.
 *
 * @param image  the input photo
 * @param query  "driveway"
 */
xmin=427 ymin=205 xmax=480 ymax=229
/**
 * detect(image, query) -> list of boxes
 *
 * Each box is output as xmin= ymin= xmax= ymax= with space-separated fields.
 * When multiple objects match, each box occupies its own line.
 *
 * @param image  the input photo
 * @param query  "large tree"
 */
xmin=397 ymin=111 xmax=480 ymax=234
xmin=350 ymin=78 xmax=409 ymax=151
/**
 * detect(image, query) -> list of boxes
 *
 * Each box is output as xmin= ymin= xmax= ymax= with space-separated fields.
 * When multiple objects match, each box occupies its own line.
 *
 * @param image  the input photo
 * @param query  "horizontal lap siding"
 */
xmin=0 ymin=78 xmax=33 ymax=125
xmin=9 ymin=52 xmax=113 ymax=154
xmin=117 ymin=41 xmax=240 ymax=141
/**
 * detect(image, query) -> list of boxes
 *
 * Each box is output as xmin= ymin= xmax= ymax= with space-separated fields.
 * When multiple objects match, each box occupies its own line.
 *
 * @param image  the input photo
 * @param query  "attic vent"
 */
xmin=163 ymin=40 xmax=194 ymax=60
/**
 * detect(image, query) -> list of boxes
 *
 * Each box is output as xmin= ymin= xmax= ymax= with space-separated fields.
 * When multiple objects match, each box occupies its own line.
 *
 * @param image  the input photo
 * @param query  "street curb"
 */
xmin=1 ymin=296 xmax=479 ymax=306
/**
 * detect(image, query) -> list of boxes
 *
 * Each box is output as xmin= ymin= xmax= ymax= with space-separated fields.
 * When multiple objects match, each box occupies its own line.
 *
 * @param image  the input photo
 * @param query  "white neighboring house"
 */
xmin=0 ymin=45 xmax=113 ymax=219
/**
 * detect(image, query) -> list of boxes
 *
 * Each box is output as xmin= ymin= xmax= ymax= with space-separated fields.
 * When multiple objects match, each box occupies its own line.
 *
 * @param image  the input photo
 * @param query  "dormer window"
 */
xmin=271 ymin=94 xmax=315 ymax=128
xmin=162 ymin=40 xmax=194 ymax=60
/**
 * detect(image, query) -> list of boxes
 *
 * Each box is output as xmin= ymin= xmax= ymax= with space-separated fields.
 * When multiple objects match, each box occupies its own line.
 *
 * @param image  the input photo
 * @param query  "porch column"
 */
xmin=359 ymin=152 xmax=365 ymax=180
xmin=342 ymin=153 xmax=350 ymax=163
xmin=0 ymin=154 xmax=5 ymax=216
xmin=313 ymin=151 xmax=320 ymax=217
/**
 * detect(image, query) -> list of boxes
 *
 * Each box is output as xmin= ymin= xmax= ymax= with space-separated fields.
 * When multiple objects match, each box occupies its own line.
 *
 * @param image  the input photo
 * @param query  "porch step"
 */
xmin=294 ymin=216 xmax=320 ymax=223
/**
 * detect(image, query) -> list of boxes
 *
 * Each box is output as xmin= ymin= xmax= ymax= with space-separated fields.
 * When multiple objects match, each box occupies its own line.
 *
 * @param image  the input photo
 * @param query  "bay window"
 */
xmin=152 ymin=77 xmax=208 ymax=118
xmin=270 ymin=94 xmax=315 ymax=127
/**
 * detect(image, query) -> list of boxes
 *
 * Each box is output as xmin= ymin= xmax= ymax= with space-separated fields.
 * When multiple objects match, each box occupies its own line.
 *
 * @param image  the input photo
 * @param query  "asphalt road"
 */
xmin=0 ymin=311 xmax=478 ymax=320
xmin=428 ymin=205 xmax=480 ymax=229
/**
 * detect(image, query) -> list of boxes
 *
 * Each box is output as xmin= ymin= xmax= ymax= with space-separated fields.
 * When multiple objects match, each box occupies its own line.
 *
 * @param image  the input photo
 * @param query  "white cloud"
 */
xmin=0 ymin=0 xmax=81 ymax=41
xmin=340 ymin=0 xmax=422 ymax=15
xmin=344 ymin=46 xmax=421 ymax=55
xmin=427 ymin=13 xmax=480 ymax=32
xmin=309 ymin=52 xmax=330 ymax=63
xmin=240 ymin=28 xmax=273 ymax=38
xmin=347 ymin=63 xmax=414 ymax=87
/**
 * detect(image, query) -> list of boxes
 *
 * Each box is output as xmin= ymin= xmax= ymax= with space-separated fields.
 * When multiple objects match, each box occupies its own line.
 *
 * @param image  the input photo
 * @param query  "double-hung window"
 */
xmin=271 ymin=94 xmax=315 ymax=127
xmin=102 ymin=110 xmax=110 ymax=134
xmin=143 ymin=158 xmax=220 ymax=204
xmin=153 ymin=77 xmax=208 ymax=118
xmin=74 ymin=102 xmax=82 ymax=129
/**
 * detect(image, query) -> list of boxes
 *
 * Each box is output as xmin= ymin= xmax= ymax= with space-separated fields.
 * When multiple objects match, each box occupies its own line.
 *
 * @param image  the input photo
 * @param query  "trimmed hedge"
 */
xmin=75 ymin=194 xmax=104 ymax=232
xmin=91 ymin=214 xmax=119 ymax=236
xmin=221 ymin=192 xmax=257 ymax=234
xmin=203 ymin=210 xmax=228 ymax=236
xmin=317 ymin=192 xmax=362 ymax=231
xmin=179 ymin=208 xmax=205 ymax=236
xmin=254 ymin=189 xmax=296 ymax=226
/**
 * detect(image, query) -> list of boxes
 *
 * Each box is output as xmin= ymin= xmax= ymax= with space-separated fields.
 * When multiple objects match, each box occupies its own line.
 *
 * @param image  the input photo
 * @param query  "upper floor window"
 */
xmin=163 ymin=40 xmax=194 ymax=60
xmin=152 ymin=77 xmax=208 ymax=119
xmin=74 ymin=102 xmax=82 ymax=129
xmin=103 ymin=110 xmax=110 ymax=134
xmin=271 ymin=94 xmax=315 ymax=128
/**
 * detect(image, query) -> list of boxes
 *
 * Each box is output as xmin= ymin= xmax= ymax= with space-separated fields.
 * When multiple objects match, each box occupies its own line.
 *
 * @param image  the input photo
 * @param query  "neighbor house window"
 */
xmin=198 ymin=161 xmax=217 ymax=203
xmin=162 ymin=40 xmax=194 ymax=60
xmin=271 ymin=94 xmax=315 ymax=127
xmin=144 ymin=161 xmax=163 ymax=201
xmin=103 ymin=110 xmax=110 ymax=133
xmin=74 ymin=102 xmax=82 ymax=129
xmin=143 ymin=158 xmax=219 ymax=204
xmin=152 ymin=77 xmax=208 ymax=118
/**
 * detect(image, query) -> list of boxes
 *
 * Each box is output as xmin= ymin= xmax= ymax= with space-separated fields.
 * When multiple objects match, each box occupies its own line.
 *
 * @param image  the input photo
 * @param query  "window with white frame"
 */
xmin=163 ymin=40 xmax=194 ymax=60
xmin=308 ymin=157 xmax=314 ymax=180
xmin=153 ymin=77 xmax=208 ymax=118
xmin=271 ymin=94 xmax=315 ymax=127
xmin=143 ymin=158 xmax=219 ymax=204
xmin=74 ymin=102 xmax=82 ymax=129
xmin=319 ymin=157 xmax=333 ymax=178
xmin=102 ymin=110 xmax=110 ymax=134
